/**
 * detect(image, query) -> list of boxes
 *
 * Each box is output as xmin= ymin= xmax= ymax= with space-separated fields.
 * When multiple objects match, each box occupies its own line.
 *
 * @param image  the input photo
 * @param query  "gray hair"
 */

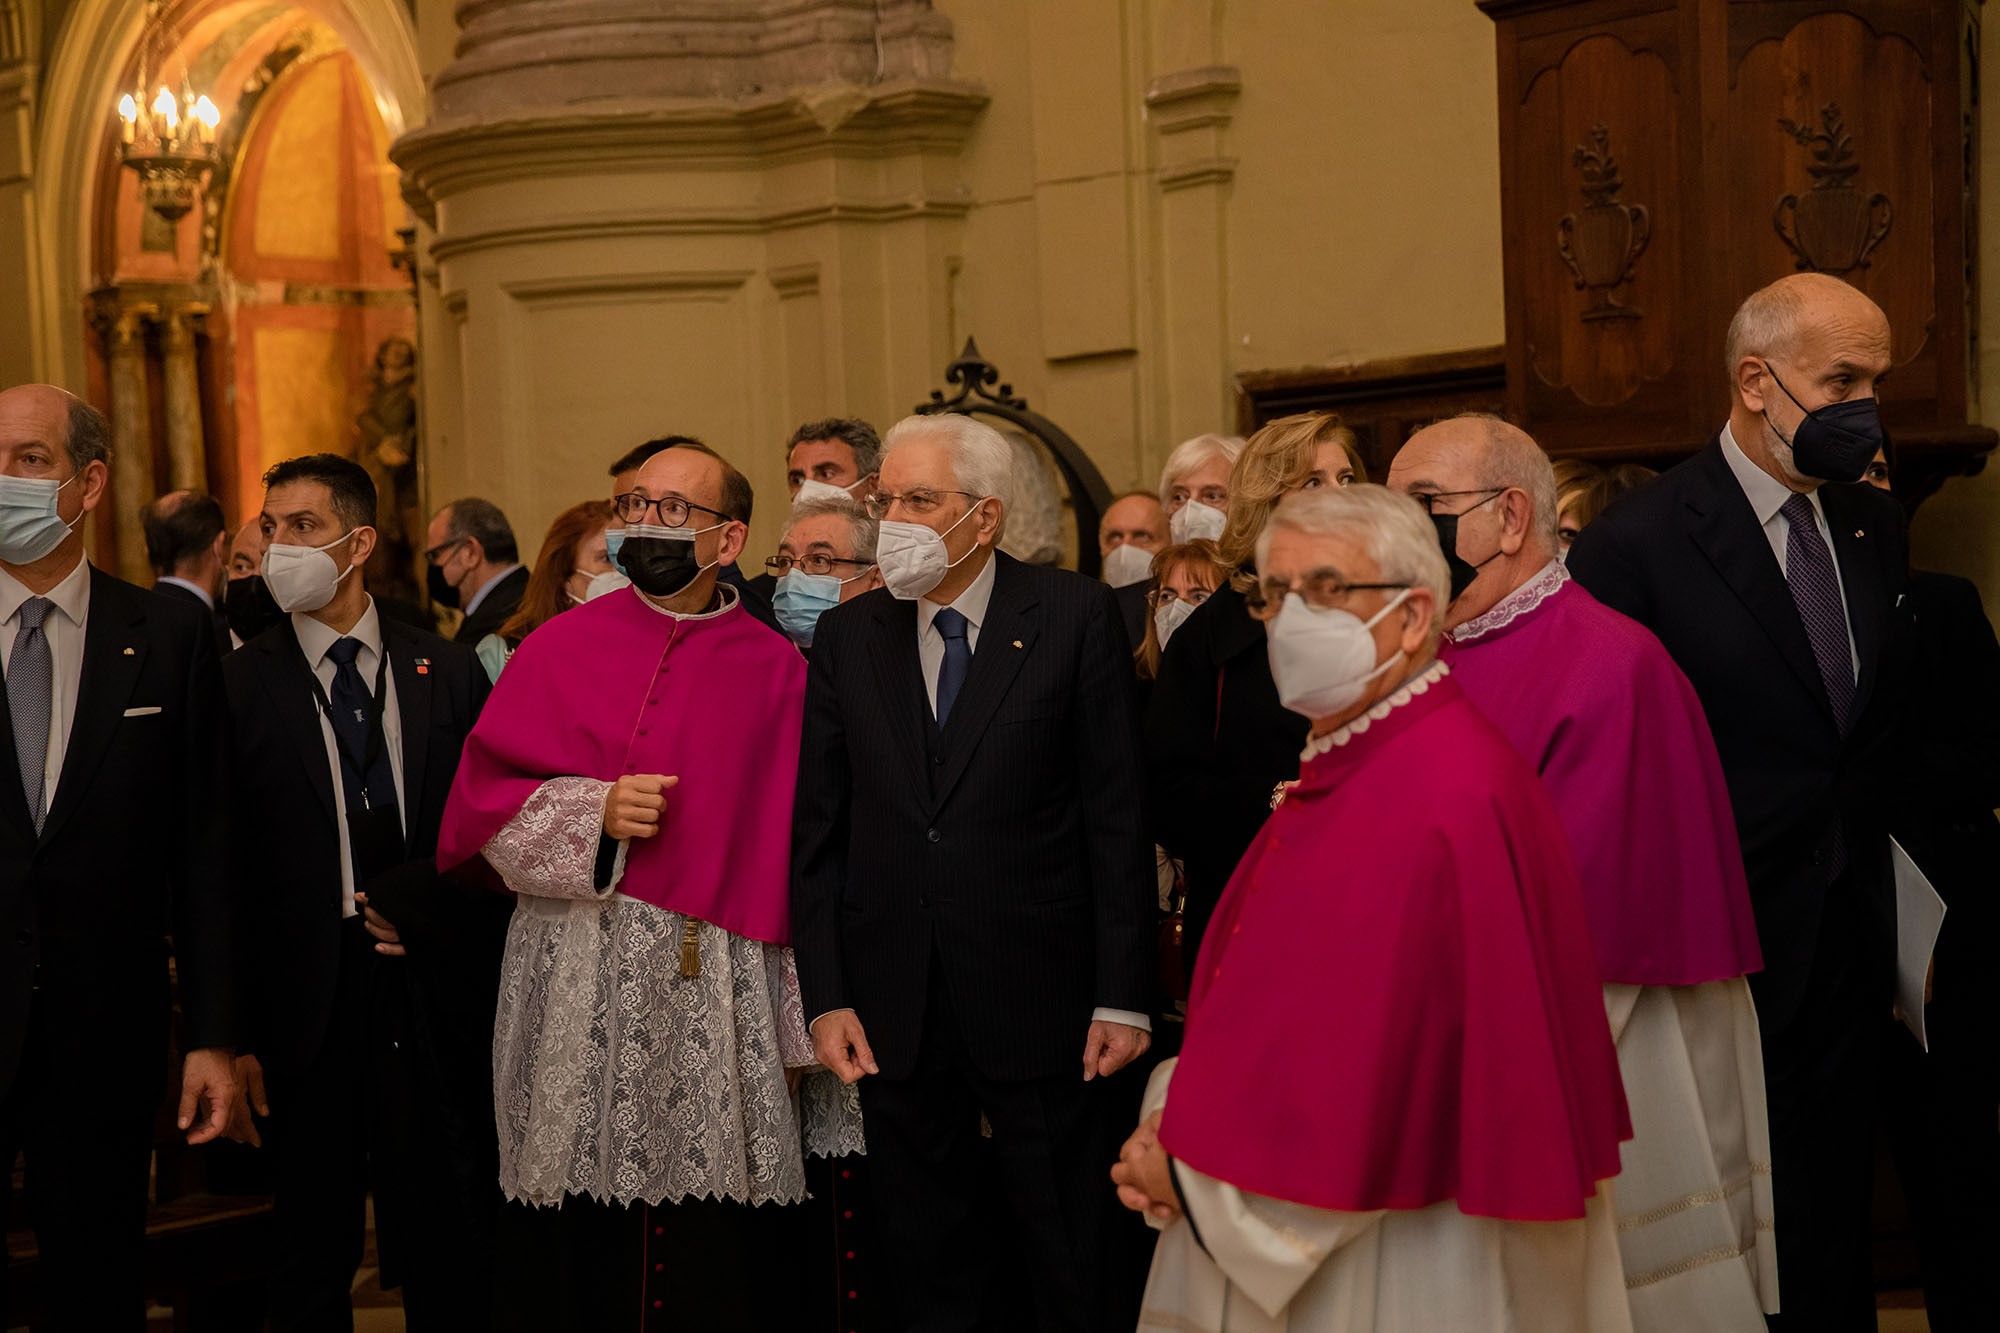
xmin=881 ymin=412 xmax=1015 ymax=513
xmin=782 ymin=494 xmax=878 ymax=563
xmin=1723 ymin=278 xmax=1810 ymax=381
xmin=440 ymin=496 xmax=519 ymax=564
xmin=1255 ymin=485 xmax=1448 ymax=648
xmin=64 ymin=397 xmax=111 ymax=474
xmin=1452 ymin=412 xmax=1559 ymax=546
xmin=1157 ymin=433 xmax=1245 ymax=507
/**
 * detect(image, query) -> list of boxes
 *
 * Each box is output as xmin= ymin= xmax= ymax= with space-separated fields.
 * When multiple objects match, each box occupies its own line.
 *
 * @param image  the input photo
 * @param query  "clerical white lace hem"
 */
xmin=1446 ymin=558 xmax=1568 ymax=645
xmin=1297 ymin=659 xmax=1451 ymax=764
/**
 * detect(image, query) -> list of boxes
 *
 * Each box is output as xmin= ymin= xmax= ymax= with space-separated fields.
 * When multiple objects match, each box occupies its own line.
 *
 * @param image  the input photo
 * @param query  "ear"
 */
xmin=1398 ymin=589 xmax=1435 ymax=656
xmin=210 ymin=529 xmax=230 ymax=565
xmin=78 ymin=459 xmax=110 ymax=514
xmin=1735 ymin=356 xmax=1770 ymax=413
xmin=348 ymin=525 xmax=379 ymax=569
xmin=1497 ymin=488 xmax=1534 ymax=555
xmin=462 ymin=537 xmax=484 ymax=567
xmin=975 ymin=496 xmax=1005 ymax=546
xmin=716 ymin=519 xmax=749 ymax=568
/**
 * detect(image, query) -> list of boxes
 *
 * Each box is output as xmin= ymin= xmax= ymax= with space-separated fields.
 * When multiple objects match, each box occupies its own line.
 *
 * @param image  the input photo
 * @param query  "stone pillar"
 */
xmin=1146 ymin=66 xmax=1242 ymax=445
xmin=160 ymin=305 xmax=207 ymax=491
xmin=393 ymin=0 xmax=986 ymax=560
xmin=105 ymin=304 xmax=157 ymax=581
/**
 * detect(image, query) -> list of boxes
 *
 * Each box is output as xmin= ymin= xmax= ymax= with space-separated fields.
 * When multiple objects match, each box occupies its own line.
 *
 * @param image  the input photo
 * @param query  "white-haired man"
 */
xmin=1113 ymin=486 xmax=1631 ymax=1332
xmin=792 ymin=412 xmax=1157 ymax=1330
xmin=1570 ymin=272 xmax=1911 ymax=1331
xmin=1391 ymin=415 xmax=1774 ymax=1331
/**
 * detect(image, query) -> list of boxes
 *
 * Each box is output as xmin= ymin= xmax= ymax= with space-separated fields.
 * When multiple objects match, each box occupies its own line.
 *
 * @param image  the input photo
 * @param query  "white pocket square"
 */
xmin=122 ymin=706 xmax=163 ymax=717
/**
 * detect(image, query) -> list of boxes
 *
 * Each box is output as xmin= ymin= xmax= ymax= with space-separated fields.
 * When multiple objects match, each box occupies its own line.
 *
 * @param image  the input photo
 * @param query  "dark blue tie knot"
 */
xmin=934 ymin=607 xmax=969 ymax=642
xmin=328 ymin=637 xmax=363 ymax=669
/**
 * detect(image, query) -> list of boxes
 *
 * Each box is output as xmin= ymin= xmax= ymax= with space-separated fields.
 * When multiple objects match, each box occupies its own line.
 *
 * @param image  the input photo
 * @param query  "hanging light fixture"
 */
xmin=115 ymin=1 xmax=221 ymax=224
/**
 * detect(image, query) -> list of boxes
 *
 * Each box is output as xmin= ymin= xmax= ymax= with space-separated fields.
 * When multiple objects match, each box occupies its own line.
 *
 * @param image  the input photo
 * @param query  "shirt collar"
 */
xmin=0 ymin=552 xmax=91 ymax=628
xmin=462 ymin=564 xmax=522 ymax=619
xmin=1446 ymin=558 xmax=1567 ymax=646
xmin=1720 ymin=421 xmax=1816 ymax=527
xmin=156 ymin=574 xmax=215 ymax=609
xmin=292 ymin=596 xmax=384 ymax=670
xmin=919 ymin=546 xmax=997 ymax=639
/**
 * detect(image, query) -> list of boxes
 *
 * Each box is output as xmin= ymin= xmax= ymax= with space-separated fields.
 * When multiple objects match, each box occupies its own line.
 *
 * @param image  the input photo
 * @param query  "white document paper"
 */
xmin=1891 ymin=837 xmax=1947 ymax=1052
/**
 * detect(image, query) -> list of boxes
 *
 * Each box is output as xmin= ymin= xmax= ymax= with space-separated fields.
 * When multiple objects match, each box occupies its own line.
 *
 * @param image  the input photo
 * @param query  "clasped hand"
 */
xmin=1110 ymin=1110 xmax=1180 ymax=1223
xmin=605 ymin=773 xmax=677 ymax=841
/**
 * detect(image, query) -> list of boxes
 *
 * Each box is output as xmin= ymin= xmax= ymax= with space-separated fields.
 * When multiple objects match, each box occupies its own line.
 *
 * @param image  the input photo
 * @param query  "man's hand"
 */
xmin=810 ymin=1010 xmax=880 ymax=1085
xmin=605 ymin=774 xmax=677 ymax=841
xmin=1082 ymin=1020 xmax=1150 ymax=1082
xmin=221 ymin=1054 xmax=270 ymax=1147
xmin=353 ymin=891 xmax=406 ymax=958
xmin=1110 ymin=1111 xmax=1180 ymax=1223
xmin=178 ymin=1046 xmax=239 ymax=1146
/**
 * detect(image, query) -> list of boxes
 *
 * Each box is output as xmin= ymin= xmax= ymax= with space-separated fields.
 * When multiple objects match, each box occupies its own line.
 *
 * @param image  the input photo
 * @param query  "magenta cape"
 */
xmin=1444 ymin=577 xmax=1762 ymax=986
xmin=1159 ymin=675 xmax=1629 ymax=1221
xmin=436 ymin=588 xmax=805 ymax=945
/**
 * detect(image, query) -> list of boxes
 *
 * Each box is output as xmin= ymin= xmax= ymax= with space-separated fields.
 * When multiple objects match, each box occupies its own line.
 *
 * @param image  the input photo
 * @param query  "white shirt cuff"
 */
xmin=1093 ymin=1006 xmax=1151 ymax=1033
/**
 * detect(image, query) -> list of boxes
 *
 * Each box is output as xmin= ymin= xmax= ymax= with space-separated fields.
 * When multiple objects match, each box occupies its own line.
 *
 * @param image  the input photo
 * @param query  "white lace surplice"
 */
xmin=483 ymin=776 xmax=864 ymax=1209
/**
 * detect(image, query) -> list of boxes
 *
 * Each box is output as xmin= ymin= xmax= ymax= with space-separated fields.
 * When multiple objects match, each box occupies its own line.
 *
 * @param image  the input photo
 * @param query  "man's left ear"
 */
xmin=349 ymin=525 xmax=379 ymax=568
xmin=1399 ymin=589 xmax=1435 ymax=654
xmin=976 ymin=496 xmax=1004 ymax=544
xmin=1498 ymin=488 xmax=1532 ymax=555
xmin=79 ymin=459 xmax=110 ymax=514
xmin=717 ymin=519 xmax=749 ymax=567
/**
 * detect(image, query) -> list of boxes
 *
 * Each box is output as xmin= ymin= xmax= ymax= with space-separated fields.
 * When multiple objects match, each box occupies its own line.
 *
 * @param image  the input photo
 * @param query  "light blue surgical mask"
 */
xmin=603 ymin=527 xmax=627 ymax=566
xmin=773 ymin=570 xmax=842 ymax=647
xmin=0 ymin=473 xmax=82 ymax=566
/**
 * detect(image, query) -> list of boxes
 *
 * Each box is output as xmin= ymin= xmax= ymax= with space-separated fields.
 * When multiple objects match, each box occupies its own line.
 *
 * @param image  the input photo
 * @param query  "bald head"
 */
xmin=1725 ymin=273 xmax=1889 ymax=380
xmin=1725 ymin=273 xmax=1893 ymax=490
xmin=1390 ymin=415 xmax=1558 ymax=546
xmin=0 ymin=384 xmax=110 ymax=476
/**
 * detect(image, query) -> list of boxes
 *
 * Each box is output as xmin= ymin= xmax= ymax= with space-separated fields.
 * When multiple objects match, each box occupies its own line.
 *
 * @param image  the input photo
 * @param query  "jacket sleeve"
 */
xmin=173 ymin=614 xmax=237 ymax=1052
xmin=790 ymin=613 xmax=853 ymax=1022
xmin=1073 ymin=583 xmax=1156 ymax=1015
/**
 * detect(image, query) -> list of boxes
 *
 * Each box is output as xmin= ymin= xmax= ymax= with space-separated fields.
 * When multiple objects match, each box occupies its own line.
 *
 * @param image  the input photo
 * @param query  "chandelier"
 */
xmin=114 ymin=2 xmax=221 ymax=224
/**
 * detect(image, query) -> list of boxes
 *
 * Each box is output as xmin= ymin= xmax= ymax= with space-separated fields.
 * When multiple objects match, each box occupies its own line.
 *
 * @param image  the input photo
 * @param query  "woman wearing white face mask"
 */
xmin=1133 ymin=540 xmax=1226 ymax=689
xmin=1159 ymin=434 xmax=1243 ymax=546
xmin=1142 ymin=412 xmax=1367 ymax=994
xmin=473 ymin=499 xmax=617 ymax=682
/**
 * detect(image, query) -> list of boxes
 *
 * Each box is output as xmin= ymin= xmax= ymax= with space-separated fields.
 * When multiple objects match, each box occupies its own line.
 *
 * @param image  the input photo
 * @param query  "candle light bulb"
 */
xmin=118 ymin=93 xmax=138 ymax=124
xmin=152 ymin=85 xmax=179 ymax=131
xmin=193 ymin=95 xmax=219 ymax=142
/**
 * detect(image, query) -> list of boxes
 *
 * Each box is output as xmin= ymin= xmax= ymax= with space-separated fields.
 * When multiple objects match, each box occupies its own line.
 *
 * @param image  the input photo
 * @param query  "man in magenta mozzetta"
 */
xmin=1391 ymin=414 xmax=1775 ymax=1332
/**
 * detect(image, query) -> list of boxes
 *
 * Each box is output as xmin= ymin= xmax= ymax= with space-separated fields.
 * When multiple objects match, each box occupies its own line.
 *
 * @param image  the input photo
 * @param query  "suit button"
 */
xmin=926 ymin=828 xmax=940 ymax=843
xmin=931 ymin=753 xmax=943 ymax=765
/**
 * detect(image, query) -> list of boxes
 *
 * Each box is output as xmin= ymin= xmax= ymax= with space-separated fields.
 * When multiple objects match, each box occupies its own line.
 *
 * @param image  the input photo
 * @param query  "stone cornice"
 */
xmin=393 ymin=78 xmax=989 ymax=214
xmin=1144 ymin=64 xmax=1242 ymax=134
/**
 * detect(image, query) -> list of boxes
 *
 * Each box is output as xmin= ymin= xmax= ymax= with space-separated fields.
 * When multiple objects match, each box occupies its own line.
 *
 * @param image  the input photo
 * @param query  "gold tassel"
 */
xmin=679 ymin=919 xmax=701 ymax=978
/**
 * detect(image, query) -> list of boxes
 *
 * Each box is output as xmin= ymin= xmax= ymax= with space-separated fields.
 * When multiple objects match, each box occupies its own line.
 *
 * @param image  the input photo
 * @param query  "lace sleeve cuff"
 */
xmin=771 ymin=946 xmax=815 ymax=1069
xmin=482 ymin=776 xmax=629 ymax=900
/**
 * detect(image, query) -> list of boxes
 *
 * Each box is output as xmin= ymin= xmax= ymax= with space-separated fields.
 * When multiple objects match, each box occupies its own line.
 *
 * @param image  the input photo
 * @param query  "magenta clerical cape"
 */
xmin=1159 ymin=666 xmax=1630 ymax=1222
xmin=436 ymin=587 xmax=804 ymax=945
xmin=1443 ymin=563 xmax=1762 ymax=986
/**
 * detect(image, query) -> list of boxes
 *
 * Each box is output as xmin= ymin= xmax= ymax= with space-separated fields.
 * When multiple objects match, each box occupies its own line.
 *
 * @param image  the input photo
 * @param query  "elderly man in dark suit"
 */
xmin=0 ymin=385 xmax=238 ymax=1331
xmin=792 ymin=412 xmax=1155 ymax=1331
xmin=1568 ymin=272 xmax=1912 ymax=1333
xmin=424 ymin=497 xmax=526 ymax=645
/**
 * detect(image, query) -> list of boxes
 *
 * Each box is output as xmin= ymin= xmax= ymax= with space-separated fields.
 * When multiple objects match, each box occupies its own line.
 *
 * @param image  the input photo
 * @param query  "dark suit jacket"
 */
xmin=1114 ymin=578 xmax=1150 ymax=658
xmin=1567 ymin=440 xmax=1911 ymax=1030
xmin=0 ymin=568 xmax=235 ymax=1098
xmin=452 ymin=566 xmax=529 ymax=646
xmin=722 ymin=562 xmax=781 ymax=635
xmin=223 ymin=608 xmax=501 ymax=1075
xmin=791 ymin=553 xmax=1155 ymax=1082
xmin=745 ymin=570 xmax=778 ymax=606
xmin=151 ymin=577 xmax=230 ymax=657
xmin=1143 ymin=579 xmax=1306 ymax=959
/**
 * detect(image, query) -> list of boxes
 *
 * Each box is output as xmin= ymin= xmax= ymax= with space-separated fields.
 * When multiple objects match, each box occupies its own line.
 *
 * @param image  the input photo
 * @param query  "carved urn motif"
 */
xmin=1774 ymin=102 xmax=1893 ymax=274
xmin=1557 ymin=124 xmax=1650 ymax=321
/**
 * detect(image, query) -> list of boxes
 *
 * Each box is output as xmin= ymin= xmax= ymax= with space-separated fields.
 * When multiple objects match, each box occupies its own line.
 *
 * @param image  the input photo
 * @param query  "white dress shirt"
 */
xmin=0 ymin=554 xmax=92 ymax=805
xmin=462 ymin=564 xmax=523 ymax=621
xmin=916 ymin=550 xmax=1150 ymax=1034
xmin=292 ymin=598 xmax=405 ymax=918
xmin=155 ymin=574 xmax=215 ymax=609
xmin=1719 ymin=423 xmax=1858 ymax=677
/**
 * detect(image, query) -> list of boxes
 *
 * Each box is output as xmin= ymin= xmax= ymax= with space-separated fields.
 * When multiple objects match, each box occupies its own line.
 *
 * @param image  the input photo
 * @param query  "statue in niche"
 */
xmin=356 ymin=335 xmax=422 ymax=601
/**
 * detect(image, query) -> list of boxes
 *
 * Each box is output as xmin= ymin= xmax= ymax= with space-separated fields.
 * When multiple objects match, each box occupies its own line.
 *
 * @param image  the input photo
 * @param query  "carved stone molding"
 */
xmin=0 ymin=1 xmax=23 ymax=67
xmin=1145 ymin=64 xmax=1241 ymax=191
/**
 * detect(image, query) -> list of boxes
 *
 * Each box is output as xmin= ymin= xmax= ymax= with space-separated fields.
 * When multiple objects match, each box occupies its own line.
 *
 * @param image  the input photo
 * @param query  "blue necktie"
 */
xmin=1779 ymin=492 xmax=1854 ymax=877
xmin=7 ymin=597 xmax=53 ymax=832
xmin=933 ymin=607 xmax=972 ymax=726
xmin=326 ymin=637 xmax=400 ymax=828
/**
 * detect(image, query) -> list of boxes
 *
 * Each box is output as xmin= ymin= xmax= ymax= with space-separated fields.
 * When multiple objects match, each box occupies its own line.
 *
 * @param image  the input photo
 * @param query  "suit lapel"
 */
xmin=384 ymin=621 xmax=430 ymax=827
xmin=1683 ymin=444 xmax=1836 ymax=725
xmin=0 ymin=642 xmax=34 ymax=840
xmin=256 ymin=621 xmax=340 ymax=827
xmin=1820 ymin=483 xmax=1888 ymax=719
xmin=38 ymin=571 xmax=148 ymax=847
xmin=867 ymin=595 xmax=933 ymax=800
xmin=929 ymin=557 xmax=1039 ymax=815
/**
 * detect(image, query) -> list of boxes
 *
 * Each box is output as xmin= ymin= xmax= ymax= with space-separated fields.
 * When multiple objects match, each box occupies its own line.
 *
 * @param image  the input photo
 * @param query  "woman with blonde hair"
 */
xmin=1142 ymin=411 xmax=1365 ymax=972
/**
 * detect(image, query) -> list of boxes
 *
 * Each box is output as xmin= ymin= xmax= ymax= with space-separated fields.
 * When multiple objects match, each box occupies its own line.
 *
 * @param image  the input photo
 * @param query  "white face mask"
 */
xmin=1169 ymin=499 xmax=1226 ymax=545
xmin=792 ymin=477 xmax=858 ymax=508
xmin=582 ymin=568 xmax=631 ymax=602
xmin=1153 ymin=598 xmax=1195 ymax=650
xmin=1265 ymin=587 xmax=1412 ymax=721
xmin=1101 ymin=542 xmax=1155 ymax=589
xmin=0 ymin=473 xmax=83 ymax=566
xmin=876 ymin=501 xmax=988 ymax=601
xmin=262 ymin=529 xmax=362 ymax=614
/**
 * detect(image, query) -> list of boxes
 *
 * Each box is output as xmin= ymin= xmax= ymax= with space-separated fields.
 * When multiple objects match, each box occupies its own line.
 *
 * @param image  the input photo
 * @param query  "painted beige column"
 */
xmin=160 ymin=304 xmax=207 ymax=491
xmin=106 ymin=303 xmax=156 ymax=581
xmin=1146 ymin=66 xmax=1242 ymax=448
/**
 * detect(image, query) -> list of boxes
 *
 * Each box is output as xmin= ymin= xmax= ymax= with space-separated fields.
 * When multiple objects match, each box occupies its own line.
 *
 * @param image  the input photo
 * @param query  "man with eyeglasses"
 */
xmin=438 ymin=441 xmax=859 ymax=1330
xmin=1389 ymin=414 xmax=1775 ymax=1333
xmin=767 ymin=494 xmax=881 ymax=649
xmin=423 ymin=498 xmax=525 ymax=645
xmin=606 ymin=436 xmax=783 ymax=633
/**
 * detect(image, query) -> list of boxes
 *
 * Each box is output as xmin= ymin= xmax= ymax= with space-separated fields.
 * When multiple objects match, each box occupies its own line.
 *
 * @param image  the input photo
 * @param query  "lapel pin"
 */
xmin=121 ymin=646 xmax=135 ymax=656
xmin=1853 ymin=529 xmax=1865 ymax=539
xmin=1012 ymin=639 xmax=1023 ymax=649
xmin=414 ymin=657 xmax=431 ymax=675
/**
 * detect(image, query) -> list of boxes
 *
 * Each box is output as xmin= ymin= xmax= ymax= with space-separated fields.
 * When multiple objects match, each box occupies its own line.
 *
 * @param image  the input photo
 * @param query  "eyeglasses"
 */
xmin=423 ymin=537 xmax=466 ymax=565
xmin=765 ymin=553 xmax=875 ymax=577
xmin=1406 ymin=487 xmax=1504 ymax=516
xmin=612 ymin=492 xmax=732 ymax=527
xmin=1242 ymin=571 xmax=1409 ymax=621
xmin=1147 ymin=585 xmax=1212 ymax=609
xmin=863 ymin=488 xmax=980 ymax=521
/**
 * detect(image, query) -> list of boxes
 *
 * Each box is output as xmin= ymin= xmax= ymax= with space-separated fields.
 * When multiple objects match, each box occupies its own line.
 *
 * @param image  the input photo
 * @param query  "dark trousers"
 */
xmin=1759 ymin=869 xmax=1893 ymax=1333
xmin=857 ymin=964 xmax=1129 ymax=1333
xmin=265 ymin=923 xmax=492 ymax=1333
xmin=0 ymin=969 xmax=167 ymax=1333
xmin=492 ymin=1193 xmax=800 ymax=1332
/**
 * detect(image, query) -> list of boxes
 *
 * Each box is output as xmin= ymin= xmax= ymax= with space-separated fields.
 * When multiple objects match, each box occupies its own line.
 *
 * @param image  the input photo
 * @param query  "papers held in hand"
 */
xmin=1891 ymin=837 xmax=1947 ymax=1052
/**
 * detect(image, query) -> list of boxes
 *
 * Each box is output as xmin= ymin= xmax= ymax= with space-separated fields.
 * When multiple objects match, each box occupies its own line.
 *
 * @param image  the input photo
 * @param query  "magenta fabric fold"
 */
xmin=1445 ymin=579 xmax=1763 ymax=986
xmin=437 ymin=588 xmax=804 ymax=945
